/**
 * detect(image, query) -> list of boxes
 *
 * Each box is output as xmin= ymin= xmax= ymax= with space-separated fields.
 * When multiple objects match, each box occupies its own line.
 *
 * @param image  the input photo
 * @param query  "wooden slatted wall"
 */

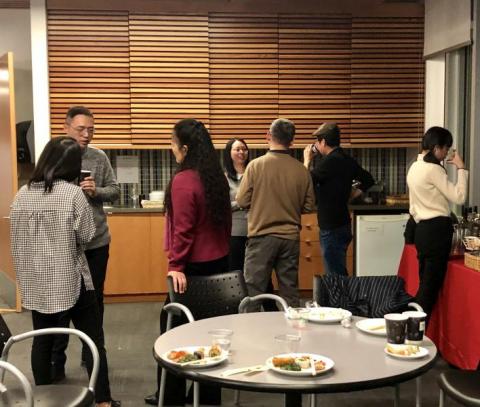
xmin=208 ymin=13 xmax=278 ymax=146
xmin=279 ymin=15 xmax=352 ymax=146
xmin=48 ymin=11 xmax=131 ymax=144
xmin=129 ymin=14 xmax=209 ymax=146
xmin=48 ymin=11 xmax=424 ymax=148
xmin=350 ymin=17 xmax=424 ymax=147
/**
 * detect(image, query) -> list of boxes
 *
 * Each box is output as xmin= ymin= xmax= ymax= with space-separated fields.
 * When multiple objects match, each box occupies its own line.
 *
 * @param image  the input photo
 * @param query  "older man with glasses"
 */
xmin=51 ymin=106 xmax=120 ymax=394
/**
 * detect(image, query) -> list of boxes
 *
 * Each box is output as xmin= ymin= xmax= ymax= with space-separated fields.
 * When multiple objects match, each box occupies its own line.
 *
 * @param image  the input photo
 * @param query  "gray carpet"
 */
xmin=1 ymin=303 xmax=462 ymax=406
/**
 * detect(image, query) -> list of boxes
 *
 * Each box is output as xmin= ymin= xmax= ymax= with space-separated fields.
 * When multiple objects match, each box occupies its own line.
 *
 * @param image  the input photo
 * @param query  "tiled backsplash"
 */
xmin=105 ymin=148 xmax=408 ymax=206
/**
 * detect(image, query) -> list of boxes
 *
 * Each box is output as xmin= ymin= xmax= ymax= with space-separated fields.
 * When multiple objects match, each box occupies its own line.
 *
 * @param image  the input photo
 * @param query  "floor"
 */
xmin=1 ymin=302 xmax=462 ymax=407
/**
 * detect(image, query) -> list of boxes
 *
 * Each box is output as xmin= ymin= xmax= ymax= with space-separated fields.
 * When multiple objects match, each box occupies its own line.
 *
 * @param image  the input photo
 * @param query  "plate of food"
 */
xmin=307 ymin=307 xmax=352 ymax=323
xmin=266 ymin=353 xmax=334 ymax=377
xmin=356 ymin=318 xmax=387 ymax=336
xmin=384 ymin=344 xmax=429 ymax=360
xmin=161 ymin=345 xmax=228 ymax=368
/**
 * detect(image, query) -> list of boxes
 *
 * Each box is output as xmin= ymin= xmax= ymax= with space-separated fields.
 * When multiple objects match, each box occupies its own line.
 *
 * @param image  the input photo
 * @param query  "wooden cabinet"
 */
xmin=105 ymin=212 xmax=168 ymax=295
xmin=298 ymin=213 xmax=353 ymax=290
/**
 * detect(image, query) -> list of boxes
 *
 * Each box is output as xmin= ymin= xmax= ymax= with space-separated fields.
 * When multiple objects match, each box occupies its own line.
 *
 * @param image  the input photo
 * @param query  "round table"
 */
xmin=154 ymin=312 xmax=437 ymax=402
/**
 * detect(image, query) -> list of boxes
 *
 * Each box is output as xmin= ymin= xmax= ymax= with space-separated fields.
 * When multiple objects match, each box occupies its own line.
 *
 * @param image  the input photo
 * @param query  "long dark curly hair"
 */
xmin=165 ymin=118 xmax=231 ymax=226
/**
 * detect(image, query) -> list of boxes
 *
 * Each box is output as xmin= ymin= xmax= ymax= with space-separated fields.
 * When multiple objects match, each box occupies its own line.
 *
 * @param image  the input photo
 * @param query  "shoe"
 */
xmin=80 ymin=359 xmax=87 ymax=368
xmin=110 ymin=400 xmax=121 ymax=407
xmin=51 ymin=364 xmax=66 ymax=383
xmin=144 ymin=393 xmax=158 ymax=405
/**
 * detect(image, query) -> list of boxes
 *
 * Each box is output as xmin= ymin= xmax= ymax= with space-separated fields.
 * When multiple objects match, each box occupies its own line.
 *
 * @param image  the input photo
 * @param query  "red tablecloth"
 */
xmin=397 ymin=244 xmax=480 ymax=370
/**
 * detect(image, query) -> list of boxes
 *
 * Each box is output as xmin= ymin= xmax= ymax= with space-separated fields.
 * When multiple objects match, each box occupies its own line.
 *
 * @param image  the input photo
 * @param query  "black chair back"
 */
xmin=167 ymin=270 xmax=248 ymax=320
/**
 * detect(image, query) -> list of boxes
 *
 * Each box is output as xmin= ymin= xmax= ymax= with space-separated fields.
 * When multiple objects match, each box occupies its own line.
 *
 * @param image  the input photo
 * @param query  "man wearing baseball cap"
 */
xmin=304 ymin=122 xmax=374 ymax=276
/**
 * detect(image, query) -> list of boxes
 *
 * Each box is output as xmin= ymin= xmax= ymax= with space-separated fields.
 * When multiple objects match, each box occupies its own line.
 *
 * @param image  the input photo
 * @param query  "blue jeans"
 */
xmin=320 ymin=224 xmax=352 ymax=276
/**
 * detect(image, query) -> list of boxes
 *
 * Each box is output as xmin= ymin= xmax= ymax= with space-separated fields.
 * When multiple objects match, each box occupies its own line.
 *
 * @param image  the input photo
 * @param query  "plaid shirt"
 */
xmin=10 ymin=180 xmax=95 ymax=314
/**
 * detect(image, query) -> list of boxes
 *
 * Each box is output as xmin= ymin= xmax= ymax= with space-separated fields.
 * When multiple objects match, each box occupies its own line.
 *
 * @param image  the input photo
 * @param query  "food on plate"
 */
xmin=295 ymin=357 xmax=310 ymax=369
xmin=386 ymin=344 xmax=420 ymax=356
xmin=272 ymin=356 xmax=296 ymax=367
xmin=314 ymin=360 xmax=326 ymax=372
xmin=208 ymin=344 xmax=222 ymax=357
xmin=368 ymin=324 xmax=386 ymax=332
xmin=167 ymin=346 xmax=223 ymax=364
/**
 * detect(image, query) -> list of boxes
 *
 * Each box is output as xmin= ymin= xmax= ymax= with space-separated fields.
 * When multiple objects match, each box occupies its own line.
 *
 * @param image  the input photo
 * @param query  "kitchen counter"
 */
xmin=349 ymin=204 xmax=409 ymax=213
xmin=103 ymin=206 xmax=164 ymax=214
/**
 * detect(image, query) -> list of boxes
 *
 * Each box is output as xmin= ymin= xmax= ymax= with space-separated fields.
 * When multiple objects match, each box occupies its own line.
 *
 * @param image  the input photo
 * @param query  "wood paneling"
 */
xmin=129 ymin=14 xmax=209 ymax=145
xmin=208 ymin=13 xmax=278 ymax=146
xmin=279 ymin=14 xmax=352 ymax=146
xmin=48 ymin=10 xmax=131 ymax=144
xmin=350 ymin=17 xmax=424 ymax=147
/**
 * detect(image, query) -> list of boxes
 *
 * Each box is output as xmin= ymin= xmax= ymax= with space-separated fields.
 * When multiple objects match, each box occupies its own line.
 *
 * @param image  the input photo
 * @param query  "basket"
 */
xmin=463 ymin=236 xmax=480 ymax=251
xmin=464 ymin=251 xmax=480 ymax=272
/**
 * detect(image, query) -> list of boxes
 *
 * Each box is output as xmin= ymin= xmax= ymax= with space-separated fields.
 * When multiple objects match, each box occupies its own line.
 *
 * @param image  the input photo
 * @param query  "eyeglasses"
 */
xmin=69 ymin=125 xmax=95 ymax=136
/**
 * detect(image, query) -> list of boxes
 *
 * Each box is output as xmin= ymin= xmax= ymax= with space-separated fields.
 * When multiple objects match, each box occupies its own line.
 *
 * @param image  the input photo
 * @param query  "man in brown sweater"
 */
xmin=237 ymin=118 xmax=315 ymax=308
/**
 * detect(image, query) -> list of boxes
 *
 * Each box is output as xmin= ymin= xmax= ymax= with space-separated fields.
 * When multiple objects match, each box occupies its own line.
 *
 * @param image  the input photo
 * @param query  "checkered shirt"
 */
xmin=10 ymin=180 xmax=95 ymax=314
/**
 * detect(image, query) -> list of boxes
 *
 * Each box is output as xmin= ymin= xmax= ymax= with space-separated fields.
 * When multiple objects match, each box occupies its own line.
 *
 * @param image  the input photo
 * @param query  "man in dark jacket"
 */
xmin=304 ymin=122 xmax=374 ymax=276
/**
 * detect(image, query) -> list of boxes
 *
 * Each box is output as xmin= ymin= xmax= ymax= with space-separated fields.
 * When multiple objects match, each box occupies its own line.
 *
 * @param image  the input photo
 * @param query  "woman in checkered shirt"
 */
xmin=10 ymin=136 xmax=120 ymax=407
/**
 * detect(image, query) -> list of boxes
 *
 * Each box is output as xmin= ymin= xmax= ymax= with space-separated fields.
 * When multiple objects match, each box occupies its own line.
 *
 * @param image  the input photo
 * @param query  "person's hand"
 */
xmin=80 ymin=176 xmax=97 ymax=197
xmin=168 ymin=270 xmax=187 ymax=293
xmin=303 ymin=145 xmax=314 ymax=168
xmin=446 ymin=150 xmax=465 ymax=170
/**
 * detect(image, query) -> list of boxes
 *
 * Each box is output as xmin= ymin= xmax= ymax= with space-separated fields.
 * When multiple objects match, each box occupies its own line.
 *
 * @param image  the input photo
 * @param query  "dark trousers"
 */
xmin=156 ymin=256 xmax=228 ymax=405
xmin=52 ymin=245 xmax=109 ymax=367
xmin=320 ymin=223 xmax=352 ymax=276
xmin=31 ymin=283 xmax=112 ymax=403
xmin=244 ymin=235 xmax=300 ymax=309
xmin=414 ymin=216 xmax=453 ymax=319
xmin=229 ymin=236 xmax=278 ymax=311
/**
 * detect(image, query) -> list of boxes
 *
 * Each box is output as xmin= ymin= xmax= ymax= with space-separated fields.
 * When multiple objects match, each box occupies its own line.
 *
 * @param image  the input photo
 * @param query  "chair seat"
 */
xmin=1 ymin=384 xmax=94 ymax=407
xmin=438 ymin=371 xmax=480 ymax=407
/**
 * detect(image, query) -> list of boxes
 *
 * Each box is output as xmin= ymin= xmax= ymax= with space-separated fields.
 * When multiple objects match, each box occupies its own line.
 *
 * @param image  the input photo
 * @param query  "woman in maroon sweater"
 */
xmin=145 ymin=119 xmax=231 ymax=406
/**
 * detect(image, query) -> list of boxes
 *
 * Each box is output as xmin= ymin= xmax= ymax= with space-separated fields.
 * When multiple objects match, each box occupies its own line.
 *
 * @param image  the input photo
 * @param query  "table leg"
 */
xmin=310 ymin=393 xmax=316 ymax=407
xmin=415 ymin=377 xmax=421 ymax=407
xmin=284 ymin=392 xmax=302 ymax=407
xmin=157 ymin=368 xmax=166 ymax=407
xmin=439 ymin=389 xmax=445 ymax=407
xmin=193 ymin=382 xmax=199 ymax=407
xmin=394 ymin=384 xmax=400 ymax=407
xmin=234 ymin=389 xmax=240 ymax=405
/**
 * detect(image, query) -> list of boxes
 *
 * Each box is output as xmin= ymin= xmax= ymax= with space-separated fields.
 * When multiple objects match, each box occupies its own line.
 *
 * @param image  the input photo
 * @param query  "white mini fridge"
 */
xmin=355 ymin=213 xmax=410 ymax=276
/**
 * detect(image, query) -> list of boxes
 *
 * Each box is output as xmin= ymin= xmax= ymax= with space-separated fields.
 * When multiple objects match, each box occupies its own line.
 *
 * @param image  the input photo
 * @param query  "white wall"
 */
xmin=0 ymin=9 xmax=33 ymax=123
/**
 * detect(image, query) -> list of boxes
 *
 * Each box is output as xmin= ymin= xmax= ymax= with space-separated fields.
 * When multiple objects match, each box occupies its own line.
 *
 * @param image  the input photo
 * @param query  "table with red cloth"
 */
xmin=397 ymin=244 xmax=480 ymax=370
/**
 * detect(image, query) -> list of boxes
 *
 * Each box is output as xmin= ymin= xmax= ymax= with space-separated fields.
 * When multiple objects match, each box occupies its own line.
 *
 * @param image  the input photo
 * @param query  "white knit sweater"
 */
xmin=407 ymin=154 xmax=468 ymax=222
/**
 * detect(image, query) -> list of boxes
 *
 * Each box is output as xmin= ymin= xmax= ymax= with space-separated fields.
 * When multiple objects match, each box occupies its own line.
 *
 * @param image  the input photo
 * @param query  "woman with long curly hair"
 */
xmin=145 ymin=119 xmax=231 ymax=406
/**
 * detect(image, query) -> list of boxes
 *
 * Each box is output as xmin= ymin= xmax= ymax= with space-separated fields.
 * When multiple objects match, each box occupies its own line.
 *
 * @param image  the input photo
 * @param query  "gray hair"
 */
xmin=269 ymin=118 xmax=296 ymax=147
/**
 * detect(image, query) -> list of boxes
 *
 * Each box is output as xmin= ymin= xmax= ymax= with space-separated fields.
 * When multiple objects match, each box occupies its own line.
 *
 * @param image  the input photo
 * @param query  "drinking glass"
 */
xmin=274 ymin=334 xmax=301 ymax=354
xmin=209 ymin=329 xmax=233 ymax=352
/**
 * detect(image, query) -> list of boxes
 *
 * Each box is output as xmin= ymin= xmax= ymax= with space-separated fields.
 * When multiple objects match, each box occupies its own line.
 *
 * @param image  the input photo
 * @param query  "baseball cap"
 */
xmin=312 ymin=122 xmax=340 ymax=146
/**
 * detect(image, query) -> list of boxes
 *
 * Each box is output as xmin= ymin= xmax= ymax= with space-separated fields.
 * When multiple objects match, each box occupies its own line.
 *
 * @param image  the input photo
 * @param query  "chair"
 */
xmin=438 ymin=371 xmax=480 ymax=407
xmin=313 ymin=274 xmax=415 ymax=318
xmin=0 ymin=360 xmax=34 ymax=406
xmin=0 ymin=327 xmax=99 ymax=407
xmin=158 ymin=270 xmax=288 ymax=407
xmin=0 ymin=314 xmax=12 ymax=354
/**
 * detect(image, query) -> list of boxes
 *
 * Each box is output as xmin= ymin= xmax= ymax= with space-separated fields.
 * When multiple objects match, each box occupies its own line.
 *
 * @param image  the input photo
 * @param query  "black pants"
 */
xmin=229 ymin=236 xmax=278 ymax=311
xmin=52 ymin=245 xmax=109 ymax=367
xmin=414 ymin=216 xmax=453 ymax=319
xmin=31 ymin=283 xmax=112 ymax=403
xmin=156 ymin=256 xmax=228 ymax=405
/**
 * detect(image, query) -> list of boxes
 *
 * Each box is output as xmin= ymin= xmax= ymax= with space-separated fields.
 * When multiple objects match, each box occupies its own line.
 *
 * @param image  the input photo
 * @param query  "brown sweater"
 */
xmin=236 ymin=150 xmax=315 ymax=239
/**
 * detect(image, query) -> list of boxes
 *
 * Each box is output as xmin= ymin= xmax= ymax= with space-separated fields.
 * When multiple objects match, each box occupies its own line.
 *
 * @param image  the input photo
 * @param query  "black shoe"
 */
xmin=110 ymin=400 xmax=121 ymax=407
xmin=51 ymin=364 xmax=66 ymax=383
xmin=144 ymin=393 xmax=158 ymax=405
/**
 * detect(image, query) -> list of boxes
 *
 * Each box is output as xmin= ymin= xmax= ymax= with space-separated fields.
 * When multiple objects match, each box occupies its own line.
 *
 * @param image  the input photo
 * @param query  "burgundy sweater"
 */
xmin=165 ymin=169 xmax=230 ymax=272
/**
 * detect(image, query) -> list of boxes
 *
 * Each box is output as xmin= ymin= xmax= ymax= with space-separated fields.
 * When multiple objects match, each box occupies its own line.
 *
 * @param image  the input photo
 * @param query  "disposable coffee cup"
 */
xmin=384 ymin=313 xmax=408 ymax=344
xmin=79 ymin=170 xmax=91 ymax=182
xmin=402 ymin=311 xmax=427 ymax=345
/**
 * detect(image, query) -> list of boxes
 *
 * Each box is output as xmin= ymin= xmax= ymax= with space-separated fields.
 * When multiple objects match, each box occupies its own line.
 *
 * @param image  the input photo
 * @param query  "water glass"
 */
xmin=209 ymin=329 xmax=233 ymax=352
xmin=274 ymin=334 xmax=301 ymax=354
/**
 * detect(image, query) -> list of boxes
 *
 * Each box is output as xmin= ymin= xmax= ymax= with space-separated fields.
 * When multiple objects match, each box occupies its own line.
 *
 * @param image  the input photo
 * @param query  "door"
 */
xmin=0 ymin=52 xmax=20 ymax=311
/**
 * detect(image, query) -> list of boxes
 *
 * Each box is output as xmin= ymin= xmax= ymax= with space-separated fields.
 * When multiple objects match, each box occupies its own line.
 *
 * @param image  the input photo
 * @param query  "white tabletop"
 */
xmin=154 ymin=312 xmax=437 ymax=393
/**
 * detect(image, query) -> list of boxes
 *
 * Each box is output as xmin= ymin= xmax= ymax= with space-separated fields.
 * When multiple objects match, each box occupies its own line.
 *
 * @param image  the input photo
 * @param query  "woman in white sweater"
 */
xmin=407 ymin=126 xmax=468 ymax=318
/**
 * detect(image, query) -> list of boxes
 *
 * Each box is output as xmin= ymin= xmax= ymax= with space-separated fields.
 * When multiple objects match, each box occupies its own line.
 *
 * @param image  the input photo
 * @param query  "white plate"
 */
xmin=266 ymin=353 xmax=334 ymax=377
xmin=161 ymin=346 xmax=228 ymax=368
xmin=307 ymin=307 xmax=352 ymax=323
xmin=356 ymin=318 xmax=387 ymax=336
xmin=384 ymin=346 xmax=429 ymax=360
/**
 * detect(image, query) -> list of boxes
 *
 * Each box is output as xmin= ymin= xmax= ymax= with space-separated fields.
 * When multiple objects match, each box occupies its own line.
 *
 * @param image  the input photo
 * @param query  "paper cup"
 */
xmin=384 ymin=313 xmax=408 ymax=344
xmin=402 ymin=311 xmax=427 ymax=345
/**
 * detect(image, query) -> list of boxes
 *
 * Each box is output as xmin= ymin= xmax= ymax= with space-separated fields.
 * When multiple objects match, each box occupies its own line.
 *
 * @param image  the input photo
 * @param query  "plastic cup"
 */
xmin=209 ymin=329 xmax=233 ymax=351
xmin=274 ymin=334 xmax=301 ymax=354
